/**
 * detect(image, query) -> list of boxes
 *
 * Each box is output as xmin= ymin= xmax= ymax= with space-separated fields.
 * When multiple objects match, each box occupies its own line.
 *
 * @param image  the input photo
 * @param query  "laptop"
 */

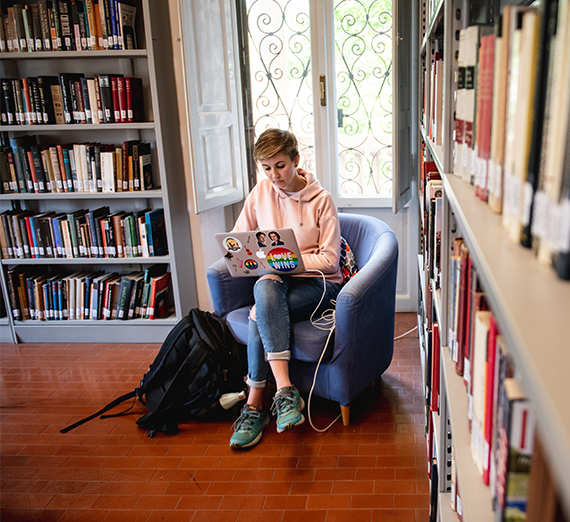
xmin=215 ymin=228 xmax=305 ymax=277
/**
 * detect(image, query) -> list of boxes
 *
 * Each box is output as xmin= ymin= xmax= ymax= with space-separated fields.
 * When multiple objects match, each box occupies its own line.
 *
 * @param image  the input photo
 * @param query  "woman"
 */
xmin=230 ymin=129 xmax=343 ymax=449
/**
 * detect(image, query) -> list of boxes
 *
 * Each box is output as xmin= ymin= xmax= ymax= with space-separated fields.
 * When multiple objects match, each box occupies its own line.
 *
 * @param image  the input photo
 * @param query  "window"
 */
xmin=239 ymin=0 xmax=394 ymax=205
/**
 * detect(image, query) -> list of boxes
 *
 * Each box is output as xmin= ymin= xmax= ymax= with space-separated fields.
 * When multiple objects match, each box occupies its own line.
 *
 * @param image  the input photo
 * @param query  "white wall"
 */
xmin=167 ymin=0 xmax=418 ymax=313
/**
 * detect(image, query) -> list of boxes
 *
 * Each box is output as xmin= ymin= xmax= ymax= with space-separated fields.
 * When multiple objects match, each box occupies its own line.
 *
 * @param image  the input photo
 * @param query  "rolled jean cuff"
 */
xmin=266 ymin=350 xmax=291 ymax=362
xmin=246 ymin=376 xmax=267 ymax=389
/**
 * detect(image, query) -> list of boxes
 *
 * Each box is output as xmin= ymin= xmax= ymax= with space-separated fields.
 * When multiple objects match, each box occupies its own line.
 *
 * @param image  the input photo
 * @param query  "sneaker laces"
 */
xmin=231 ymin=408 xmax=262 ymax=432
xmin=271 ymin=390 xmax=297 ymax=416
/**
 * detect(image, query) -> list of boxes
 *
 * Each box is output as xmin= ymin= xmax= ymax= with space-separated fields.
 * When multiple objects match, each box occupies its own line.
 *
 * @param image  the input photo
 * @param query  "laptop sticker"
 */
xmin=267 ymin=248 xmax=300 ymax=272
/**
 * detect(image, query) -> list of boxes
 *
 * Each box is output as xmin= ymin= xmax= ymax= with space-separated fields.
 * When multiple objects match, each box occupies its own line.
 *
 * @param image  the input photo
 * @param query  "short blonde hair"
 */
xmin=253 ymin=128 xmax=299 ymax=162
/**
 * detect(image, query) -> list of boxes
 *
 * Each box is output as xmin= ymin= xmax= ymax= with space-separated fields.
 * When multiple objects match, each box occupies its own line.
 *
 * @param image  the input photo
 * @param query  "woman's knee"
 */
xmin=249 ymin=275 xmax=283 ymax=322
xmin=258 ymin=274 xmax=283 ymax=284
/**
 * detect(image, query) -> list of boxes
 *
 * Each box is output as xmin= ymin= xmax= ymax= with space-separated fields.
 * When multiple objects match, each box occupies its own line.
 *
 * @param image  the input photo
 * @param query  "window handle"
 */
xmin=320 ymin=75 xmax=326 ymax=106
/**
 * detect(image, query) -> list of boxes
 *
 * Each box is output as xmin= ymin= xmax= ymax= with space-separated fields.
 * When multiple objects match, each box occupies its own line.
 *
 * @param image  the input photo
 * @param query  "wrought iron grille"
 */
xmin=334 ymin=0 xmax=393 ymax=196
xmin=244 ymin=0 xmax=393 ymax=195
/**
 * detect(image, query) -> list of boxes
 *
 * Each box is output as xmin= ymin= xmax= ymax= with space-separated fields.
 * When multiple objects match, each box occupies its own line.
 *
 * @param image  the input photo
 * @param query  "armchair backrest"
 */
xmin=339 ymin=213 xmax=397 ymax=270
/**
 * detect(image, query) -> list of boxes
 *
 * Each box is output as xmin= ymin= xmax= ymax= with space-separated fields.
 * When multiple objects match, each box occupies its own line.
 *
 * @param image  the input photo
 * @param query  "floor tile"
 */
xmin=0 ymin=313 xmax=429 ymax=521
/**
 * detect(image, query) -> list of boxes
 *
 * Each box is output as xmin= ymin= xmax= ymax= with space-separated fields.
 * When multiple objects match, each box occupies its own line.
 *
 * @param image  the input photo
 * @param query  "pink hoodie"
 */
xmin=233 ymin=171 xmax=343 ymax=284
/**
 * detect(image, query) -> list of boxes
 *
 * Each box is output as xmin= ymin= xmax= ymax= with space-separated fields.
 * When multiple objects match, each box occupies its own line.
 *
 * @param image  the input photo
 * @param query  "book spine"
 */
xmin=50 ymin=1 xmax=63 ymax=51
xmin=50 ymin=83 xmax=66 ymax=124
xmin=2 ymin=79 xmax=17 ymax=125
xmin=80 ymin=77 xmax=91 ymax=124
xmin=37 ymin=0 xmax=52 ymax=51
xmin=84 ymin=0 xmax=99 ymax=50
xmin=21 ymin=78 xmax=34 ymax=124
xmin=59 ymin=0 xmax=74 ymax=50
xmin=12 ymin=79 xmax=25 ymax=125
xmin=111 ymin=76 xmax=120 ymax=123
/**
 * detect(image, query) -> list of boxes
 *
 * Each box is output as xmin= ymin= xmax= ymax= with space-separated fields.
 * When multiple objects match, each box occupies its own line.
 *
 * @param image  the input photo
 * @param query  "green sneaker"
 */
xmin=271 ymin=386 xmax=305 ymax=433
xmin=230 ymin=404 xmax=270 ymax=449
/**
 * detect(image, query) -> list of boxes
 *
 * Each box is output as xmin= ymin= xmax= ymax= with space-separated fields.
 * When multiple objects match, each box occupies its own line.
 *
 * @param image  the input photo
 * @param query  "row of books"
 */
xmin=420 ymin=160 xmax=566 ymax=522
xmin=443 ymin=236 xmax=536 ymax=521
xmin=1 ymin=0 xmax=137 ymax=53
xmin=1 ymin=73 xmax=144 ymax=126
xmin=446 ymin=2 xmax=570 ymax=280
xmin=1 ymin=136 xmax=153 ymax=194
xmin=5 ymin=265 xmax=171 ymax=322
xmin=0 ymin=206 xmax=167 ymax=260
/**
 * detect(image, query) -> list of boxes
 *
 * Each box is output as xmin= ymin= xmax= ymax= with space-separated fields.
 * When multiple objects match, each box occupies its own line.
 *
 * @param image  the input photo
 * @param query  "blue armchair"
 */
xmin=206 ymin=213 xmax=398 ymax=425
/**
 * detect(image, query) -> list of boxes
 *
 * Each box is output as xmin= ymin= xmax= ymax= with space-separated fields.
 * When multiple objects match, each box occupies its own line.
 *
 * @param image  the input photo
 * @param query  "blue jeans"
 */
xmin=246 ymin=275 xmax=342 ymax=388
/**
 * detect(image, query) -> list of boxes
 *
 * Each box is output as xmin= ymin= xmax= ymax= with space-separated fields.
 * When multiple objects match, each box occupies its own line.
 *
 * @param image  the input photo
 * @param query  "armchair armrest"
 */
xmin=206 ymin=258 xmax=255 ymax=318
xmin=332 ymin=231 xmax=399 ymax=398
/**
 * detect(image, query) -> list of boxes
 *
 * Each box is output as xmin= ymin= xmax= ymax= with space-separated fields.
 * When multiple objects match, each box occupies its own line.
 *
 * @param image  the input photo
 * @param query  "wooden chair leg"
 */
xmin=340 ymin=404 xmax=350 ymax=426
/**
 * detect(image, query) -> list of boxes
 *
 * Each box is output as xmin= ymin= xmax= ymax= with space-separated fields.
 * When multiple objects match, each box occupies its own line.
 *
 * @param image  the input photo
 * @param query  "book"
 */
xmin=2 ymin=79 xmax=17 ymax=125
xmin=125 ymin=76 xmax=143 ymax=122
xmin=121 ymin=139 xmax=139 ymax=191
xmin=10 ymin=135 xmax=39 ymax=192
xmin=111 ymin=75 xmax=121 ymax=123
xmin=430 ymin=321 xmax=440 ymax=413
xmin=100 ymin=149 xmax=115 ymax=193
xmin=0 ymin=150 xmax=11 ymax=193
xmin=432 ymin=55 xmax=444 ymax=146
xmin=502 ymin=8 xmax=540 ymax=244
xmin=536 ymin=0 xmax=570 ymax=274
xmin=488 ymin=6 xmax=526 ymax=213
xmin=115 ymin=272 xmax=137 ymax=319
xmin=8 ymin=79 xmax=22 ymax=125
xmin=98 ymin=75 xmax=114 ymax=123
xmin=37 ymin=0 xmax=52 ymax=50
xmin=37 ymin=76 xmax=59 ymax=124
xmin=102 ymin=274 xmax=122 ymax=319
xmin=455 ymin=242 xmax=470 ymax=376
xmin=148 ymin=271 xmax=171 ymax=319
xmin=462 ymin=256 xmax=474 ymax=389
xmin=474 ymin=33 xmax=495 ymax=201
xmin=80 ymin=77 xmax=91 ymax=124
xmin=58 ymin=73 xmax=84 ymax=124
xmin=97 ymin=0 xmax=111 ymax=49
xmin=59 ymin=0 xmax=74 ymax=50
xmin=482 ymin=312 xmax=499 ymax=485
xmin=522 ymin=0 xmax=561 ymax=249
xmin=466 ymin=281 xmax=488 ymax=431
xmin=138 ymin=142 xmax=153 ymax=190
xmin=50 ymin=81 xmax=66 ymax=125
xmin=145 ymin=208 xmax=168 ymax=256
xmin=84 ymin=0 xmax=100 ymax=50
xmin=12 ymin=4 xmax=27 ymax=52
xmin=116 ymin=75 xmax=127 ymax=122
xmin=470 ymin=310 xmax=492 ymax=476
xmin=117 ymin=2 xmax=136 ymax=49
xmin=455 ymin=27 xmax=479 ymax=180
xmin=493 ymin=378 xmax=536 ymax=522
xmin=49 ymin=1 xmax=63 ymax=51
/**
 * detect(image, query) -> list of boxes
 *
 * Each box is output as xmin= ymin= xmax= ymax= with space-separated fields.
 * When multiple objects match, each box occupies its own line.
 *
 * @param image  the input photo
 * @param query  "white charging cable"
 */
xmin=394 ymin=326 xmax=418 ymax=340
xmin=304 ymin=269 xmax=342 ymax=432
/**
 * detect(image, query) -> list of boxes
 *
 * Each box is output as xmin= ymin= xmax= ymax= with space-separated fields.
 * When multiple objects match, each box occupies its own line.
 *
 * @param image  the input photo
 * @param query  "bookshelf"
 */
xmin=0 ymin=0 xmax=197 ymax=343
xmin=417 ymin=0 xmax=570 ymax=519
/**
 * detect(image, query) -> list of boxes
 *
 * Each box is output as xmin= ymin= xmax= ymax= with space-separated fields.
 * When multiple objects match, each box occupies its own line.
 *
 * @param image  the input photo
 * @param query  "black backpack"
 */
xmin=61 ymin=309 xmax=247 ymax=437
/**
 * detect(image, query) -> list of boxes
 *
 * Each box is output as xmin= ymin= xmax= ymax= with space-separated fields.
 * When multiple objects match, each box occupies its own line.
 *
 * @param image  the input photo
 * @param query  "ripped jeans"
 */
xmin=246 ymin=275 xmax=342 ymax=388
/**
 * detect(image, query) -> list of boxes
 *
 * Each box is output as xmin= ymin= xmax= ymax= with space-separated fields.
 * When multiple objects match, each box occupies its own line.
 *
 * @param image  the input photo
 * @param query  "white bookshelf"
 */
xmin=0 ymin=0 xmax=197 ymax=343
xmin=416 ymin=0 xmax=570 ymax=517
xmin=444 ymin=173 xmax=570 ymax=516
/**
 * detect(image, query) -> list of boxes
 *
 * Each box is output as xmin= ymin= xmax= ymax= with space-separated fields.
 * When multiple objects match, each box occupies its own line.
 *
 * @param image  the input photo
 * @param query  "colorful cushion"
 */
xmin=340 ymin=236 xmax=358 ymax=285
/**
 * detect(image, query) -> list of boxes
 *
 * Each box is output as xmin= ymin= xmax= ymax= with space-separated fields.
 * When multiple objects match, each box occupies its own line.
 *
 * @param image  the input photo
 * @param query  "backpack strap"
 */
xmin=60 ymin=389 xmax=138 ymax=434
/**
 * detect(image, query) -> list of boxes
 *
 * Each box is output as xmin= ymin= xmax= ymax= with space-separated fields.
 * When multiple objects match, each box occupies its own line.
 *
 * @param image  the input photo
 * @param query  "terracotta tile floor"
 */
xmin=0 ymin=313 xmax=428 ymax=522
